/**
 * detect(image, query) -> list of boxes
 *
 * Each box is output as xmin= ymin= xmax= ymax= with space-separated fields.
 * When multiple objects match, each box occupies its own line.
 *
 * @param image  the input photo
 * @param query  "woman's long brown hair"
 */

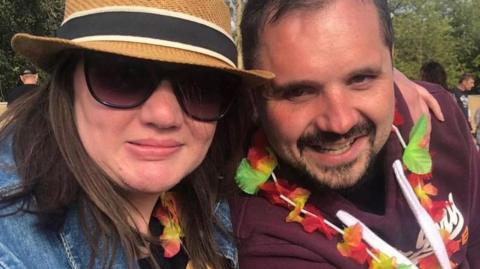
xmin=0 ymin=51 xmax=250 ymax=269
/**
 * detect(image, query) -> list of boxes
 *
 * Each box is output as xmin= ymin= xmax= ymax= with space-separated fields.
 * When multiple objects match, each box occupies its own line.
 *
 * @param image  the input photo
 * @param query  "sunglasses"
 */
xmin=83 ymin=52 xmax=239 ymax=122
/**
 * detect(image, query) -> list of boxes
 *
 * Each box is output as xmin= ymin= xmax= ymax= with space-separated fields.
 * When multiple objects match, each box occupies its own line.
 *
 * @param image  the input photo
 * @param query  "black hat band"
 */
xmin=56 ymin=8 xmax=238 ymax=67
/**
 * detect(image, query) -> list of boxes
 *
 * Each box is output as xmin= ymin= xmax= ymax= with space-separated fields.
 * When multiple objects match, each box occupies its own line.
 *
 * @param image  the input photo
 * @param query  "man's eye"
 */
xmin=279 ymin=87 xmax=317 ymax=101
xmin=349 ymin=75 xmax=375 ymax=85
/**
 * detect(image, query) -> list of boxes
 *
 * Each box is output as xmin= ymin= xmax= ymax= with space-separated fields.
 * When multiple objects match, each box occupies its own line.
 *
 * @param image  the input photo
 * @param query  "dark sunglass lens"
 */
xmin=177 ymin=72 xmax=237 ymax=121
xmin=86 ymin=53 xmax=155 ymax=108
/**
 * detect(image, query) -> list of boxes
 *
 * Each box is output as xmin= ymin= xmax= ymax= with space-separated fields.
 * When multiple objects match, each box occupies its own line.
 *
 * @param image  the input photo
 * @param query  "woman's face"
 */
xmin=73 ymin=59 xmax=217 ymax=197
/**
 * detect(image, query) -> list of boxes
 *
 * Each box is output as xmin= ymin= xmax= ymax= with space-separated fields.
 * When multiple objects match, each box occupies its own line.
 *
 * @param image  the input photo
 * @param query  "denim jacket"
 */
xmin=0 ymin=141 xmax=237 ymax=269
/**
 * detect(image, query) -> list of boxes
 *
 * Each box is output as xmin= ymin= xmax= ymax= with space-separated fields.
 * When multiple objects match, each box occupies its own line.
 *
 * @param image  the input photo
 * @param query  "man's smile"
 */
xmin=308 ymin=135 xmax=364 ymax=154
xmin=304 ymin=135 xmax=370 ymax=167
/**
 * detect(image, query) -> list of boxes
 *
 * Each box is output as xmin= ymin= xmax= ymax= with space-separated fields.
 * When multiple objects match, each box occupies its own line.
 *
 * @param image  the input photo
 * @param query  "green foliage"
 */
xmin=448 ymin=0 xmax=480 ymax=80
xmin=1 ymin=0 xmax=478 ymax=98
xmin=0 ymin=0 xmax=64 ymax=100
xmin=391 ymin=0 xmax=480 ymax=88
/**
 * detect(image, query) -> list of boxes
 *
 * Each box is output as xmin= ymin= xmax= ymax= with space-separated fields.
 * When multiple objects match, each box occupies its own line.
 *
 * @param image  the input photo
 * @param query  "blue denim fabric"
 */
xmin=0 ymin=140 xmax=237 ymax=268
xmin=213 ymin=201 xmax=238 ymax=269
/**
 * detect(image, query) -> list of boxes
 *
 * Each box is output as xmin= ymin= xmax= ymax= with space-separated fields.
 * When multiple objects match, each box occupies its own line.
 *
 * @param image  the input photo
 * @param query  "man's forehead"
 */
xmin=253 ymin=0 xmax=391 ymax=68
xmin=264 ymin=0 xmax=375 ymax=23
xmin=259 ymin=1 xmax=384 ymax=46
xmin=257 ymin=1 xmax=387 ymax=68
xmin=263 ymin=0 xmax=330 ymax=24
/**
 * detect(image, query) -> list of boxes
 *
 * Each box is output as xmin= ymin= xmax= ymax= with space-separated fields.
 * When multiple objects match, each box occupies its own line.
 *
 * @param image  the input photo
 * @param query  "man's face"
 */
xmin=255 ymin=0 xmax=395 ymax=189
xmin=20 ymin=73 xmax=38 ymax=85
xmin=462 ymin=78 xmax=475 ymax=91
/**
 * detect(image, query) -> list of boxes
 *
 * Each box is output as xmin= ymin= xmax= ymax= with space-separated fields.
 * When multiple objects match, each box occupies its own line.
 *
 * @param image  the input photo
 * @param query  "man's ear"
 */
xmin=20 ymin=75 xmax=26 ymax=84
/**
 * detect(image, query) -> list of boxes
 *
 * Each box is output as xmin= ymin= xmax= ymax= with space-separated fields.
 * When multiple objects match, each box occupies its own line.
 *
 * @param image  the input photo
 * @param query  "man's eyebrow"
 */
xmin=272 ymin=80 xmax=323 ymax=92
xmin=345 ymin=67 xmax=383 ymax=79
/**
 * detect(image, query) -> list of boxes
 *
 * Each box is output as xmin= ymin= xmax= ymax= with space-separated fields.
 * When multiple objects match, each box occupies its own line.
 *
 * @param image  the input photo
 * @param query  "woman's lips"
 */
xmin=125 ymin=139 xmax=183 ymax=160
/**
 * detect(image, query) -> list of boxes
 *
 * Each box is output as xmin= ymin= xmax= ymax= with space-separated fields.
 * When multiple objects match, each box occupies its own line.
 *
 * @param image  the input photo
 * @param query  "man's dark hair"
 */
xmin=459 ymin=72 xmax=475 ymax=83
xmin=241 ymin=0 xmax=394 ymax=69
xmin=21 ymin=65 xmax=38 ymax=75
xmin=420 ymin=60 xmax=448 ymax=89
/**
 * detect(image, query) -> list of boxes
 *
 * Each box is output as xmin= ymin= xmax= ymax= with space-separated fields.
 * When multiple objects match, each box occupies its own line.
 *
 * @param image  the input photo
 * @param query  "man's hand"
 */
xmin=394 ymin=68 xmax=444 ymax=123
xmin=394 ymin=69 xmax=445 ymax=149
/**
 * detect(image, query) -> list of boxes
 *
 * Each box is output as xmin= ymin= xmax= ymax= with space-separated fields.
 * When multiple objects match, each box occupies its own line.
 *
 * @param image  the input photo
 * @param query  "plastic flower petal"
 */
xmin=419 ymin=255 xmax=458 ymax=269
xmin=287 ymin=187 xmax=310 ymax=203
xmin=285 ymin=188 xmax=310 ymax=223
xmin=368 ymin=252 xmax=398 ymax=269
xmin=407 ymin=172 xmax=432 ymax=187
xmin=259 ymin=181 xmax=287 ymax=206
xmin=418 ymin=254 xmax=458 ymax=269
xmin=427 ymin=200 xmax=449 ymax=222
xmin=418 ymin=254 xmax=440 ymax=269
xmin=423 ymin=183 xmax=438 ymax=196
xmin=235 ymin=131 xmax=278 ymax=195
xmin=154 ymin=193 xmax=183 ymax=258
xmin=286 ymin=204 xmax=304 ymax=223
xmin=439 ymin=229 xmax=460 ymax=255
xmin=302 ymin=204 xmax=336 ymax=239
xmin=247 ymin=131 xmax=277 ymax=174
xmin=414 ymin=183 xmax=438 ymax=209
xmin=235 ymin=158 xmax=272 ymax=194
xmin=159 ymin=221 xmax=183 ymax=258
xmin=402 ymin=115 xmax=432 ymax=174
xmin=337 ymin=224 xmax=369 ymax=264
xmin=260 ymin=180 xmax=296 ymax=206
xmin=248 ymin=147 xmax=277 ymax=175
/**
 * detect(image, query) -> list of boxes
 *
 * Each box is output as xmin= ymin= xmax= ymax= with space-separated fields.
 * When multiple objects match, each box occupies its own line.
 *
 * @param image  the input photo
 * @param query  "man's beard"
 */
xmin=288 ymin=120 xmax=377 ymax=189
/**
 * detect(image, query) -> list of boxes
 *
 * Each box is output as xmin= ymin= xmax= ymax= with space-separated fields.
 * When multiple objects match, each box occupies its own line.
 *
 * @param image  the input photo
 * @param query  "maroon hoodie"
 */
xmin=231 ymin=82 xmax=480 ymax=268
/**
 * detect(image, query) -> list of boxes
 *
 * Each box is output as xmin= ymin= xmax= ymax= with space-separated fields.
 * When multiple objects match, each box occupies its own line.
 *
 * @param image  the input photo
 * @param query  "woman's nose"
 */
xmin=138 ymin=80 xmax=184 ymax=129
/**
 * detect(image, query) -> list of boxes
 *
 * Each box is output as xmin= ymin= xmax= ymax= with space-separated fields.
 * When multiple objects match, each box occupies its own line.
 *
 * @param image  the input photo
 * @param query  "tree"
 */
xmin=446 ymin=0 xmax=480 ymax=82
xmin=0 ymin=0 xmax=64 ymax=100
xmin=2 ymin=0 xmax=478 ymax=96
xmin=391 ymin=0 xmax=480 ymax=89
xmin=391 ymin=0 xmax=461 ymax=87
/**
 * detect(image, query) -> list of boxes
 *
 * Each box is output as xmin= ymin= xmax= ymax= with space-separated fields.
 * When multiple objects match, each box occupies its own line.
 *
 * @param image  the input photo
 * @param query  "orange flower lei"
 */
xmin=235 ymin=114 xmax=460 ymax=269
xmin=152 ymin=192 xmax=184 ymax=258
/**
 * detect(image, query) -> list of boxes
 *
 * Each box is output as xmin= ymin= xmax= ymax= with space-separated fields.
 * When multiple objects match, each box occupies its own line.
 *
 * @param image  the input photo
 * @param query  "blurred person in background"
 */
xmin=453 ymin=72 xmax=475 ymax=122
xmin=6 ymin=65 xmax=39 ymax=105
xmin=419 ymin=60 xmax=449 ymax=90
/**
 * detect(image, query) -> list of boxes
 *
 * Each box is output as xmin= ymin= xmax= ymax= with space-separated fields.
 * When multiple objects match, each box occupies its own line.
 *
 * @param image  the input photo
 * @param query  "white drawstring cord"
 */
xmin=393 ymin=160 xmax=451 ymax=269
xmin=391 ymin=124 xmax=451 ymax=269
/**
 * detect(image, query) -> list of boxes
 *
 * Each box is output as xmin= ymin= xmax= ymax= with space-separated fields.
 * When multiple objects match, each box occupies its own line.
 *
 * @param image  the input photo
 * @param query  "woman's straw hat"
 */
xmin=11 ymin=0 xmax=274 ymax=86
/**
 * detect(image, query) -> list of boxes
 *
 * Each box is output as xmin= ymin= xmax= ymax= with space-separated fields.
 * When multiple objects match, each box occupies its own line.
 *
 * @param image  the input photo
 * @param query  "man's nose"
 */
xmin=313 ymin=88 xmax=358 ymax=135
